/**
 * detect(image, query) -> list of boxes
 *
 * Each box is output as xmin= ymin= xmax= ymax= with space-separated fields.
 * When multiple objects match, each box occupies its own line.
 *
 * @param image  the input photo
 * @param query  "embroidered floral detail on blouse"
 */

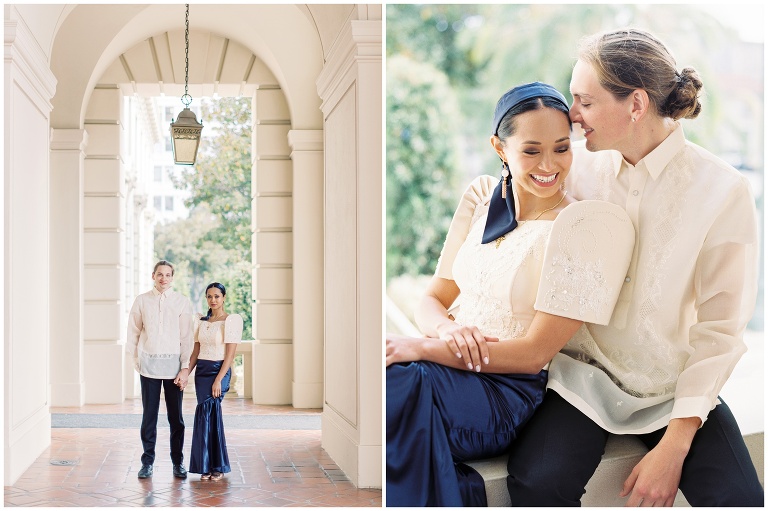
xmin=198 ymin=321 xmax=229 ymax=360
xmin=453 ymin=217 xmax=550 ymax=340
xmin=543 ymin=254 xmax=611 ymax=317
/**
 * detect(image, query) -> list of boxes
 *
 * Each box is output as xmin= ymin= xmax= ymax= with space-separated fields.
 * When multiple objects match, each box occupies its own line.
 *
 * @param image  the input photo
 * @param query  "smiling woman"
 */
xmin=385 ymin=81 xmax=635 ymax=506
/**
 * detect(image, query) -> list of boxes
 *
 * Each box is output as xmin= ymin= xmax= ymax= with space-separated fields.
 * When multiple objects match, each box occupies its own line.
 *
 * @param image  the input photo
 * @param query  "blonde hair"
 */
xmin=578 ymin=28 xmax=702 ymax=120
xmin=153 ymin=260 xmax=174 ymax=276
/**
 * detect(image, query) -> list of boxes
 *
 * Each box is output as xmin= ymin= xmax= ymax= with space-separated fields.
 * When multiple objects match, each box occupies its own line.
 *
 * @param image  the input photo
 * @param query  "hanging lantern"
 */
xmin=169 ymin=4 xmax=203 ymax=165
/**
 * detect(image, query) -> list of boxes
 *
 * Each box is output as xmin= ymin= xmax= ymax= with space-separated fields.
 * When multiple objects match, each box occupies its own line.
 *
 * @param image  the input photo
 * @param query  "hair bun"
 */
xmin=663 ymin=67 xmax=702 ymax=120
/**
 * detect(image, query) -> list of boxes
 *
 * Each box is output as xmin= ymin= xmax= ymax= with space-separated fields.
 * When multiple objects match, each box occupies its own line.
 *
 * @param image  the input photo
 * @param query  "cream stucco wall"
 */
xmin=4 ymin=5 xmax=57 ymax=484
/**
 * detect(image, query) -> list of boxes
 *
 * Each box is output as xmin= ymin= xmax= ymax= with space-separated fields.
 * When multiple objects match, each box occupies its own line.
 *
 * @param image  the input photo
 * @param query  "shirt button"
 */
xmin=625 ymin=276 xmax=631 ymax=283
xmin=632 ymin=190 xmax=639 ymax=196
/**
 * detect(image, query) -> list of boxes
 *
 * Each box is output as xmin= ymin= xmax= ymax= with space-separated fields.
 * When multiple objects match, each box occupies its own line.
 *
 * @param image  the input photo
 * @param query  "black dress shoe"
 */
xmin=173 ymin=463 xmax=188 ymax=479
xmin=138 ymin=464 xmax=153 ymax=478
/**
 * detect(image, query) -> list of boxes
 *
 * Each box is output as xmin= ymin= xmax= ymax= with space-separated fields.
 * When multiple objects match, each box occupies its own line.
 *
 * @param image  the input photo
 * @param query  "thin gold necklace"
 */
xmin=495 ymin=191 xmax=568 ymax=249
xmin=529 ymin=190 xmax=568 ymax=221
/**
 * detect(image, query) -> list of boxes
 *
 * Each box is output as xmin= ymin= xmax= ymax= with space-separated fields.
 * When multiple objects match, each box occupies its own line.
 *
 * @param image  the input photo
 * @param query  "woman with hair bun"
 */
xmin=188 ymin=282 xmax=243 ymax=481
xmin=506 ymin=28 xmax=763 ymax=506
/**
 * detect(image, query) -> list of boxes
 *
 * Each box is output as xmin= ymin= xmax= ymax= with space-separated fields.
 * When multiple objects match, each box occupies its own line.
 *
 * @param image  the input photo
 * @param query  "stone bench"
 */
xmin=466 ymin=432 xmax=764 ymax=507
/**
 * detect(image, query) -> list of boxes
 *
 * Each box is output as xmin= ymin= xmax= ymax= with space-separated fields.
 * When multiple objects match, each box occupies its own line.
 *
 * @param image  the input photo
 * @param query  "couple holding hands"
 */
xmin=126 ymin=260 xmax=243 ymax=482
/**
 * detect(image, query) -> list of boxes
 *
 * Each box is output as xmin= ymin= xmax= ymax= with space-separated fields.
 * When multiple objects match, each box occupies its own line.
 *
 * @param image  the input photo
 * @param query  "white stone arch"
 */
xmin=5 ymin=3 xmax=380 ymax=487
xmin=47 ymin=4 xmax=327 ymax=409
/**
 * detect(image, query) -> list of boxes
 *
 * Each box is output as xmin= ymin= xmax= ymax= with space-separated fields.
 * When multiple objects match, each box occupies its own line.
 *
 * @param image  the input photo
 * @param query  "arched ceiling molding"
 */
xmin=97 ymin=29 xmax=280 ymax=100
xmin=51 ymin=4 xmax=325 ymax=130
xmin=7 ymin=4 xmax=72 ymax=62
xmin=298 ymin=4 xmax=357 ymax=61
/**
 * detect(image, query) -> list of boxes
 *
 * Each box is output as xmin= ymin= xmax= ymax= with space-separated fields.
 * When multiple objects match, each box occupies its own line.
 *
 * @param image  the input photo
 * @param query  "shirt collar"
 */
xmin=151 ymin=286 xmax=172 ymax=297
xmin=617 ymin=122 xmax=685 ymax=180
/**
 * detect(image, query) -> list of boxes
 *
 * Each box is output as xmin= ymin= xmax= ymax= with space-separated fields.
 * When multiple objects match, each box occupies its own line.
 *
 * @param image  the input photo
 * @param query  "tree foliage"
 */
xmin=387 ymin=5 xmax=758 ymax=282
xmin=386 ymin=55 xmax=461 ymax=279
xmin=386 ymin=4 xmax=493 ymax=88
xmin=158 ymin=96 xmax=253 ymax=340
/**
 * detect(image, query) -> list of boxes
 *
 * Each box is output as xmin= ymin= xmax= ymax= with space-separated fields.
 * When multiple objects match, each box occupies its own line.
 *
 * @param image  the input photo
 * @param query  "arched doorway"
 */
xmin=4 ymin=3 xmax=381 ymax=487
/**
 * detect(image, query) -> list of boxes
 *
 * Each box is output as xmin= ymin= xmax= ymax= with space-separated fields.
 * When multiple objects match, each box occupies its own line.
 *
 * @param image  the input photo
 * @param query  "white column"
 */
xmin=83 ymin=86 xmax=126 ymax=403
xmin=50 ymin=129 xmax=88 ymax=406
xmin=251 ymin=88 xmax=294 ymax=404
xmin=317 ymin=19 xmax=382 ymax=488
xmin=4 ymin=8 xmax=57 ymax=485
xmin=288 ymin=129 xmax=324 ymax=408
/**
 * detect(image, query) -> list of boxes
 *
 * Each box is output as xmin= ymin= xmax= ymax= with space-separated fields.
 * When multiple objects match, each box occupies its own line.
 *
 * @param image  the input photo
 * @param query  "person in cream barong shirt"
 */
xmin=553 ymin=124 xmax=759 ymax=434
xmin=506 ymin=27 xmax=762 ymax=508
xmin=126 ymin=260 xmax=194 ymax=480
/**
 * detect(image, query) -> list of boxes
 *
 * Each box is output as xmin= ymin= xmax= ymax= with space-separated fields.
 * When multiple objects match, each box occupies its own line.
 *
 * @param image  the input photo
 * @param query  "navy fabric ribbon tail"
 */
xmin=481 ymin=177 xmax=517 ymax=244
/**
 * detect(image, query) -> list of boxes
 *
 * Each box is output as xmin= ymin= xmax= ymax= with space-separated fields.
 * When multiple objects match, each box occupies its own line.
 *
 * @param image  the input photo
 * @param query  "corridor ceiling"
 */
xmin=99 ymin=29 xmax=278 ymax=99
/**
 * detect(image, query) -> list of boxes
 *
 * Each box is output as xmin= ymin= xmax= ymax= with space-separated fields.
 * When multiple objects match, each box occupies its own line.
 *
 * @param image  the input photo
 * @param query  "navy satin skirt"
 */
xmin=189 ymin=359 xmax=231 ymax=474
xmin=386 ymin=361 xmax=547 ymax=507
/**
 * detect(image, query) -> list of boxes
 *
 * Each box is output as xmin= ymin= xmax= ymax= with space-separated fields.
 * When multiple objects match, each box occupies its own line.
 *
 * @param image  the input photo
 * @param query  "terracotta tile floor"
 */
xmin=4 ymin=399 xmax=382 ymax=507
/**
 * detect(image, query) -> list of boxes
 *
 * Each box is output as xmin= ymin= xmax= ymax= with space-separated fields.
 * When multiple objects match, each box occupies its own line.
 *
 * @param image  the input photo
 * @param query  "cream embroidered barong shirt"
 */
xmin=557 ymin=124 xmax=759 ymax=433
xmin=126 ymin=287 xmax=195 ymax=379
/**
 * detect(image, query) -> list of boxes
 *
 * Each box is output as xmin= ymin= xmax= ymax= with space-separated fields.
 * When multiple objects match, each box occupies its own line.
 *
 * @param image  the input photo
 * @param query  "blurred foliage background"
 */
xmin=155 ymin=97 xmax=254 ymax=341
xmin=386 ymin=4 xmax=764 ymax=332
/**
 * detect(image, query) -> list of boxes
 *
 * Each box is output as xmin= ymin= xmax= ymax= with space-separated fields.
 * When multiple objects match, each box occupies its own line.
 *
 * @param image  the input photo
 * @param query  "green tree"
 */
xmin=386 ymin=55 xmax=462 ymax=279
xmin=154 ymin=203 xmax=227 ymax=303
xmin=386 ymin=4 xmax=490 ymax=88
xmin=160 ymin=96 xmax=253 ymax=340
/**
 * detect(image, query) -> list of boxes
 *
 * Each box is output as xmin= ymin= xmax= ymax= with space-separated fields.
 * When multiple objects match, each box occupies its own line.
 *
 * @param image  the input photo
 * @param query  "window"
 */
xmin=153 ymin=196 xmax=162 ymax=210
xmin=154 ymin=166 xmax=163 ymax=182
xmin=165 ymin=106 xmax=174 ymax=123
xmin=165 ymin=137 xmax=173 ymax=152
xmin=165 ymin=196 xmax=174 ymax=211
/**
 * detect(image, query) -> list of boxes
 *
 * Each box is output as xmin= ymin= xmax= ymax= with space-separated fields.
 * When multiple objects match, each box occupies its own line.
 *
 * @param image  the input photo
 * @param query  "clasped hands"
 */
xmin=386 ymin=323 xmax=499 ymax=371
xmin=174 ymin=368 xmax=190 ymax=390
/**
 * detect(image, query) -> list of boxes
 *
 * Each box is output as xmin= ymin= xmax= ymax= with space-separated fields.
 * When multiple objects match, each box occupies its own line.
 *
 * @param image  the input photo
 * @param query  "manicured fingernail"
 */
xmin=467 ymin=363 xmax=473 ymax=370
xmin=456 ymin=352 xmax=462 ymax=358
xmin=475 ymin=365 xmax=481 ymax=372
xmin=484 ymin=357 xmax=489 ymax=364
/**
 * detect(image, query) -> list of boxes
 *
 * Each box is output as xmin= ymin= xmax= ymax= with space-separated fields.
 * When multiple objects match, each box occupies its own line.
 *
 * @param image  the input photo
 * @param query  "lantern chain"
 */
xmin=182 ymin=4 xmax=192 ymax=107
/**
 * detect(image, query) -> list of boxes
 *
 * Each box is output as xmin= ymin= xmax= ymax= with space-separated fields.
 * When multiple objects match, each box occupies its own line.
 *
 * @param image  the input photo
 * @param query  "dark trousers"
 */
xmin=139 ymin=375 xmax=185 ymax=466
xmin=507 ymin=390 xmax=764 ymax=506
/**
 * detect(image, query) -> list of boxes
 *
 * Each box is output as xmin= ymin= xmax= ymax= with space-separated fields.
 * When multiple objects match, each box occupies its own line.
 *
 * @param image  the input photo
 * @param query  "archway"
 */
xmin=4 ymin=3 xmax=381 ymax=487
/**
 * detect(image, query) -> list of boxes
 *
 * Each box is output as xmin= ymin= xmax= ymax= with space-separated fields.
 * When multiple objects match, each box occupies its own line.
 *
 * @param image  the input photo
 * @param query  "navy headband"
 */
xmin=482 ymin=82 xmax=569 ymax=245
xmin=492 ymin=81 xmax=569 ymax=136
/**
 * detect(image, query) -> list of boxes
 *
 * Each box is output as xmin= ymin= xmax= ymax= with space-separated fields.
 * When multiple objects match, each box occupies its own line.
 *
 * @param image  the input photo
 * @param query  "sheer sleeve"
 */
xmin=435 ymin=175 xmax=496 ymax=279
xmin=224 ymin=314 xmax=244 ymax=344
xmin=126 ymin=296 xmax=143 ymax=359
xmin=534 ymin=200 xmax=635 ymax=324
xmin=179 ymin=298 xmax=195 ymax=370
xmin=672 ymin=178 xmax=758 ymax=422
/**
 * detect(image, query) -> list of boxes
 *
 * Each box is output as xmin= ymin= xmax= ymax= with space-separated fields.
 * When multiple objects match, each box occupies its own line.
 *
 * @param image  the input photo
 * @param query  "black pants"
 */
xmin=139 ymin=375 xmax=185 ymax=466
xmin=507 ymin=390 xmax=764 ymax=506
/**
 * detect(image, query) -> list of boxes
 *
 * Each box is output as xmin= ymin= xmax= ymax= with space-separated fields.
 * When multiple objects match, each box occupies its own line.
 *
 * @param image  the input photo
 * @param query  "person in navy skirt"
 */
xmin=386 ymin=82 xmax=635 ymax=506
xmin=187 ymin=282 xmax=243 ymax=481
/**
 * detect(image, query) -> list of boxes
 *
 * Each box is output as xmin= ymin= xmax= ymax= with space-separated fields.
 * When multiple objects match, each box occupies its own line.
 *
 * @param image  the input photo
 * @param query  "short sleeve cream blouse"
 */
xmin=435 ymin=175 xmax=633 ymax=370
xmin=195 ymin=313 xmax=244 ymax=361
